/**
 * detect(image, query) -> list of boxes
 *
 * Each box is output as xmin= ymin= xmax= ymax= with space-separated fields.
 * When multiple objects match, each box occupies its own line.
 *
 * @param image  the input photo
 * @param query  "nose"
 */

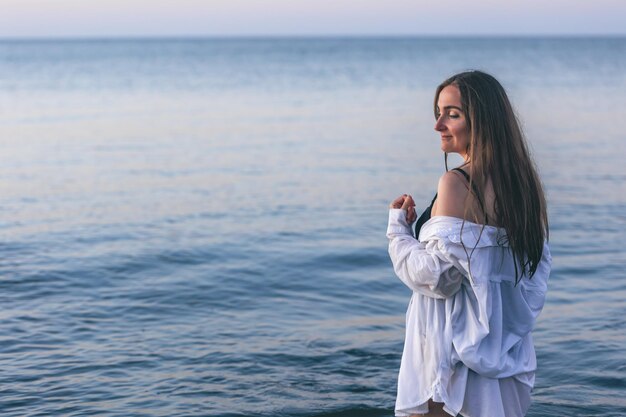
xmin=434 ymin=115 xmax=446 ymax=132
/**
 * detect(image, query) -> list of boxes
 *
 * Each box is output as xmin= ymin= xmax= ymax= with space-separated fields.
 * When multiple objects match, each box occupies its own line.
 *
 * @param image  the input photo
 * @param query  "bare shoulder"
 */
xmin=431 ymin=170 xmax=469 ymax=218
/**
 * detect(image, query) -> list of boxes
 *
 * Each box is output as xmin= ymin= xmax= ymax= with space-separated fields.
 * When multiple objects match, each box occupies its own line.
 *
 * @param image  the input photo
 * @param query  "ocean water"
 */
xmin=0 ymin=37 xmax=625 ymax=416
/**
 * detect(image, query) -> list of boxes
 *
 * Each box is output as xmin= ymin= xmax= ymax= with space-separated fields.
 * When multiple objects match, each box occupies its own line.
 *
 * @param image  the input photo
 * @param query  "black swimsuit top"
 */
xmin=413 ymin=167 xmax=474 ymax=239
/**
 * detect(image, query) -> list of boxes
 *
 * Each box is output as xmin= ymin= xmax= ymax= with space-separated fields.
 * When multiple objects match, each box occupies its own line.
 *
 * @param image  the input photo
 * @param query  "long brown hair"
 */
xmin=434 ymin=70 xmax=549 ymax=285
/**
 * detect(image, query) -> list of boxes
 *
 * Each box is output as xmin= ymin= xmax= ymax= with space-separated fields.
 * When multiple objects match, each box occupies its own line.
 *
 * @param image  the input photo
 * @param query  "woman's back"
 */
xmin=431 ymin=167 xmax=500 ymax=228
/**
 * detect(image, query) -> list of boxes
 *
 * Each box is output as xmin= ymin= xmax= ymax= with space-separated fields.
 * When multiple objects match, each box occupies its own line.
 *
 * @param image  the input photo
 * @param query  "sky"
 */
xmin=1 ymin=0 xmax=624 ymax=38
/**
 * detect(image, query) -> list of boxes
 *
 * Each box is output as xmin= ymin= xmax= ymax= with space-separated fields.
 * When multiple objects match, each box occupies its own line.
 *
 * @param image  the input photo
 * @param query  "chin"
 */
xmin=441 ymin=143 xmax=461 ymax=154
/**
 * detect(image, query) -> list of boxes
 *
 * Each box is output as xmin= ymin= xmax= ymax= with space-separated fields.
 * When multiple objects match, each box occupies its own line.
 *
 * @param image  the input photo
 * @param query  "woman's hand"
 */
xmin=390 ymin=194 xmax=417 ymax=224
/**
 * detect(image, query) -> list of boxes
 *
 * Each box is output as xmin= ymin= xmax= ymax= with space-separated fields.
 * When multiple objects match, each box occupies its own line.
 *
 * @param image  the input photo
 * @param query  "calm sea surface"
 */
xmin=0 ymin=37 xmax=625 ymax=416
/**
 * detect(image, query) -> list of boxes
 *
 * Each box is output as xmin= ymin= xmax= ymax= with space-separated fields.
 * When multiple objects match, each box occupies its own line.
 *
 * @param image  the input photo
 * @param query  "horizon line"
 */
xmin=1 ymin=33 xmax=625 ymax=42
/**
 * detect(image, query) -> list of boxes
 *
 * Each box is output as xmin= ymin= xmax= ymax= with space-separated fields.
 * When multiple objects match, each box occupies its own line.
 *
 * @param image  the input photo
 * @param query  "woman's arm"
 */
xmin=387 ymin=206 xmax=464 ymax=298
xmin=431 ymin=170 xmax=469 ymax=218
xmin=387 ymin=172 xmax=470 ymax=298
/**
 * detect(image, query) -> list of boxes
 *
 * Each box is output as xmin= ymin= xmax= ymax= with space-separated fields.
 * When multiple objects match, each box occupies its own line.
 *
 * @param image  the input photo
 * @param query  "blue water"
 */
xmin=0 ymin=37 xmax=625 ymax=416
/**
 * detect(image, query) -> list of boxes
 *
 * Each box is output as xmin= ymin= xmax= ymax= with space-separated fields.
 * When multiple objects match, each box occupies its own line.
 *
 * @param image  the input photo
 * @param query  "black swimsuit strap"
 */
xmin=452 ymin=167 xmax=489 ymax=224
xmin=452 ymin=167 xmax=480 ymax=197
xmin=451 ymin=167 xmax=471 ymax=182
xmin=415 ymin=167 xmax=489 ymax=238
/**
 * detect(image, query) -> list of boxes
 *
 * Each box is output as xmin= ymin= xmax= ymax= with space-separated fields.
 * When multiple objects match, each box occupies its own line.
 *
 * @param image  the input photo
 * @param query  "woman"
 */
xmin=386 ymin=71 xmax=552 ymax=417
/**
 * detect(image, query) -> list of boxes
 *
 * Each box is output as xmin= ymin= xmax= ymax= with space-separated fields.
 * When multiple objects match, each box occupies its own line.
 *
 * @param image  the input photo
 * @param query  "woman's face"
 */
xmin=434 ymin=85 xmax=470 ymax=160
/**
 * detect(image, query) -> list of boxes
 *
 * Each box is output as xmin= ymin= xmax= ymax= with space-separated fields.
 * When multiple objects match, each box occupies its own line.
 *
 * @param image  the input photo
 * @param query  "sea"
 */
xmin=0 ymin=37 xmax=624 ymax=417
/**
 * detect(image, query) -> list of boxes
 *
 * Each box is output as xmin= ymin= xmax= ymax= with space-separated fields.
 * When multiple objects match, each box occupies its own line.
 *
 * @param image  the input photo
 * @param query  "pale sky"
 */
xmin=1 ymin=0 xmax=624 ymax=38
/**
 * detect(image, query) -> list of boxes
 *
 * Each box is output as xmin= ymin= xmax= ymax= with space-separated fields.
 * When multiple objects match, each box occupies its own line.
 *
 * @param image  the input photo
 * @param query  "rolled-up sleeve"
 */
xmin=387 ymin=209 xmax=463 ymax=298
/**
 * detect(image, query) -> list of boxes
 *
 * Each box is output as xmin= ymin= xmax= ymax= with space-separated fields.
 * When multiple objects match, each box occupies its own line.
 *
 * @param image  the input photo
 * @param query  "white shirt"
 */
xmin=387 ymin=209 xmax=552 ymax=417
